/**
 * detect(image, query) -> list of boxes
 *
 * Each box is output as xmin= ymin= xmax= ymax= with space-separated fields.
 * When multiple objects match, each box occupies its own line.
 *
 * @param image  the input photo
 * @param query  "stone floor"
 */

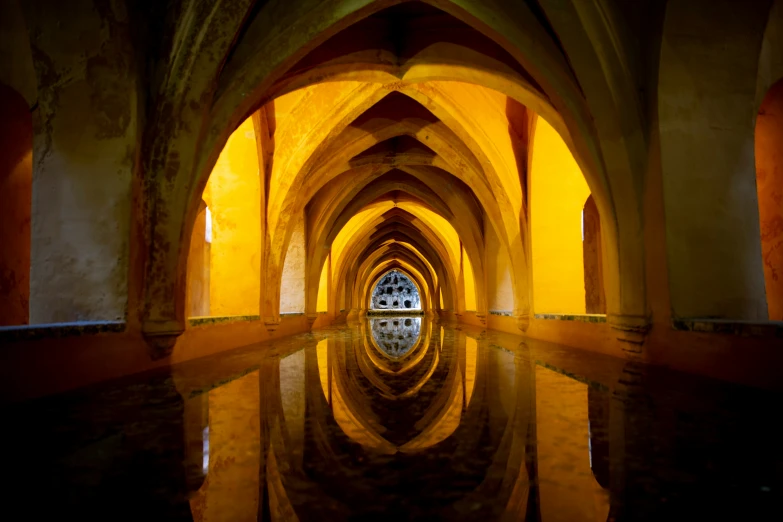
xmin=5 ymin=318 xmax=782 ymax=521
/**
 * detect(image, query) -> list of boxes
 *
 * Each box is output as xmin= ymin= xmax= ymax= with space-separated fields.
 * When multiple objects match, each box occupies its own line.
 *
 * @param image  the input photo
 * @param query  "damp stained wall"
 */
xmin=26 ymin=0 xmax=137 ymax=323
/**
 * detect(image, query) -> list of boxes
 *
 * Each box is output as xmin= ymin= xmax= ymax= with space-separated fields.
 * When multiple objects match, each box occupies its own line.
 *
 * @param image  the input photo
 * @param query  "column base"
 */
xmin=142 ymin=319 xmax=183 ymax=360
xmin=264 ymin=316 xmax=280 ymax=332
xmin=608 ymin=314 xmax=651 ymax=359
xmin=514 ymin=313 xmax=531 ymax=333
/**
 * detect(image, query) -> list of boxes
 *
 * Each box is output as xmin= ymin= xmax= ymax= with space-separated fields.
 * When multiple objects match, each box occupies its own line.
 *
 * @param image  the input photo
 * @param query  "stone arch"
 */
xmin=141 ymin=0 xmax=649 ymax=344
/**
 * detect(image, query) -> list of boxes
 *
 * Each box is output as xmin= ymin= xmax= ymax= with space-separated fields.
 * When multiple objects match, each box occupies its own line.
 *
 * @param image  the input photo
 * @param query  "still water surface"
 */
xmin=6 ymin=317 xmax=782 ymax=521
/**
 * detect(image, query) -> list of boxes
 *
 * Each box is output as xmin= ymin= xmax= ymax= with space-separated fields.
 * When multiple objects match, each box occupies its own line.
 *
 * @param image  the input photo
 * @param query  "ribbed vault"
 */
xmin=145 ymin=0 xmax=654 ymax=348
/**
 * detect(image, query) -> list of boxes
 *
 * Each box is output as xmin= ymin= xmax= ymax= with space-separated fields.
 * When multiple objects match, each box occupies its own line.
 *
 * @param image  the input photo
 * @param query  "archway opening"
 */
xmin=185 ymin=117 xmax=261 ymax=319
xmin=530 ymin=118 xmax=600 ymax=315
xmin=755 ymin=78 xmax=783 ymax=321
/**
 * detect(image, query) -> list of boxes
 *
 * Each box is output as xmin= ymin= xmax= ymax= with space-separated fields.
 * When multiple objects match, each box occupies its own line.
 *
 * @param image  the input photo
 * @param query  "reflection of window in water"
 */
xmin=370 ymin=317 xmax=422 ymax=358
xmin=370 ymin=270 xmax=421 ymax=310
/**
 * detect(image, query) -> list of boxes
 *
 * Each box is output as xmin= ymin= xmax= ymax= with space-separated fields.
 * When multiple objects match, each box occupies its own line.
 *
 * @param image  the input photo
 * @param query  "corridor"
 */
xmin=6 ymin=318 xmax=781 ymax=521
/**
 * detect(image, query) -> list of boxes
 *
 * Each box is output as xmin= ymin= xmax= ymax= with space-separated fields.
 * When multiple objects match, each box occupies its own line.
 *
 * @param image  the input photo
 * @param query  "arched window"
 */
xmin=370 ymin=270 xmax=421 ymax=311
xmin=755 ymin=79 xmax=783 ymax=320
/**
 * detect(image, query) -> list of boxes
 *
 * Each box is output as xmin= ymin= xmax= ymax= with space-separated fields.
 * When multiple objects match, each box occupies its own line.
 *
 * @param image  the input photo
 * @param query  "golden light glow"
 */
xmin=203 ymin=117 xmax=261 ymax=317
xmin=531 ymin=118 xmax=590 ymax=314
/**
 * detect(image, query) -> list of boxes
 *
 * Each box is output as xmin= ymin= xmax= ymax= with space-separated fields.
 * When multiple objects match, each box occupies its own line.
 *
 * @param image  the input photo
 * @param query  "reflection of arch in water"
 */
xmin=358 ymin=318 xmax=438 ymax=401
xmin=369 ymin=316 xmax=422 ymax=358
xmin=369 ymin=269 xmax=422 ymax=311
xmin=295 ymin=331 xmax=535 ymax=519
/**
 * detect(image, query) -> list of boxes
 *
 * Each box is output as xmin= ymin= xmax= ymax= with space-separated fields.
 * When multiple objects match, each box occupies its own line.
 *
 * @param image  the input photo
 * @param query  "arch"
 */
xmin=140 ymin=0 xmax=649 ymax=342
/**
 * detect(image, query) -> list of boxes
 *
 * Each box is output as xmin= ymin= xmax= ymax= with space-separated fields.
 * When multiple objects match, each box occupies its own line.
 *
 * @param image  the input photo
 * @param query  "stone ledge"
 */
xmin=280 ymin=312 xmax=305 ymax=317
xmin=535 ymin=361 xmax=610 ymax=392
xmin=534 ymin=313 xmax=607 ymax=323
xmin=489 ymin=310 xmax=513 ymax=317
xmin=188 ymin=315 xmax=260 ymax=327
xmin=672 ymin=318 xmax=783 ymax=338
xmin=0 ymin=321 xmax=126 ymax=342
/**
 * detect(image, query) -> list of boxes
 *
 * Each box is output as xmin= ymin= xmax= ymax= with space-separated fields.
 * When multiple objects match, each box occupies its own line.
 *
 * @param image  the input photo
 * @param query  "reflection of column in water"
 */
xmin=534 ymin=366 xmax=610 ymax=522
xmin=190 ymin=371 xmax=262 ymax=522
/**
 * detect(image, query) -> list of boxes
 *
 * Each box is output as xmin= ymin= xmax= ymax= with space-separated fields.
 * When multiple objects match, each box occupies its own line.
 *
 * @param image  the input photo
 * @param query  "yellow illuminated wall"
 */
xmin=316 ymin=255 xmax=330 ymax=313
xmin=204 ymin=117 xmax=261 ymax=317
xmin=280 ymin=210 xmax=306 ymax=313
xmin=531 ymin=118 xmax=590 ymax=314
xmin=462 ymin=246 xmax=477 ymax=311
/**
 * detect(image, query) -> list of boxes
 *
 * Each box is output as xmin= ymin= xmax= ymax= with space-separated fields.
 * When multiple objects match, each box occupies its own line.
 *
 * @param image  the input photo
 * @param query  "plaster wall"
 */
xmin=280 ymin=211 xmax=306 ymax=314
xmin=658 ymin=0 xmax=770 ymax=319
xmin=205 ymin=118 xmax=261 ymax=317
xmin=756 ymin=80 xmax=783 ymax=320
xmin=0 ymin=84 xmax=31 ymax=325
xmin=485 ymin=221 xmax=514 ymax=312
xmin=25 ymin=0 xmax=136 ymax=324
xmin=531 ymin=118 xmax=590 ymax=315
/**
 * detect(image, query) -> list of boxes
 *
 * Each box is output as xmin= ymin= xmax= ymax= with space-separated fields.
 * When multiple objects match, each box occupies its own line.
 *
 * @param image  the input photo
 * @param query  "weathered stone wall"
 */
xmin=24 ymin=0 xmax=137 ymax=323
